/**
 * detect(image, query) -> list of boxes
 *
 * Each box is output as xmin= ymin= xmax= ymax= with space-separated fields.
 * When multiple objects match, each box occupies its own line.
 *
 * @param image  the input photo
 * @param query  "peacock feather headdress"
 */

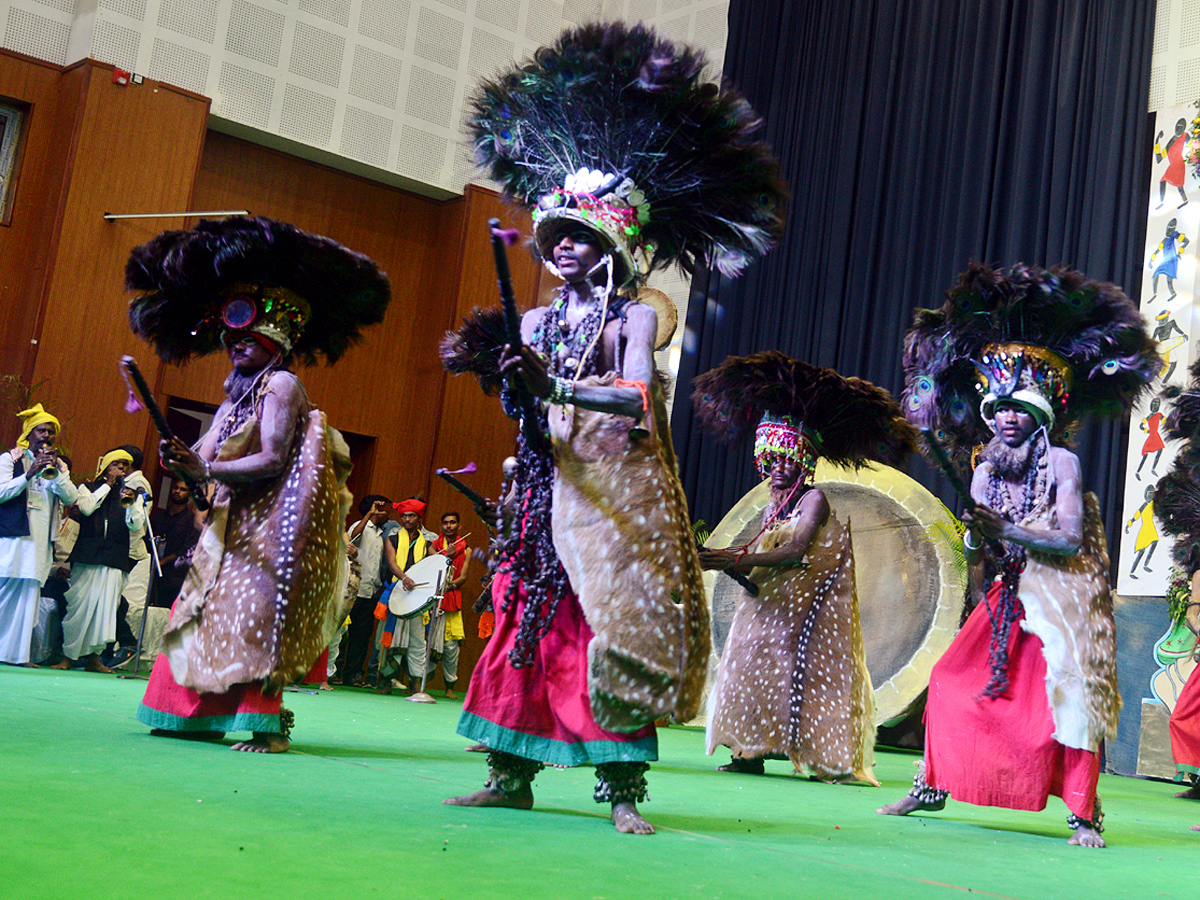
xmin=692 ymin=351 xmax=918 ymax=479
xmin=903 ymin=262 xmax=1160 ymax=466
xmin=126 ymin=216 xmax=391 ymax=366
xmin=467 ymin=21 xmax=787 ymax=289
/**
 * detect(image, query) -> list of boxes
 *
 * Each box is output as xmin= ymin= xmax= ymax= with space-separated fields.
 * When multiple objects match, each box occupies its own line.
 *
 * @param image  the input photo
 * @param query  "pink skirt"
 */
xmin=925 ymin=583 xmax=1100 ymax=820
xmin=137 ymin=651 xmax=281 ymax=735
xmin=1170 ymin=665 xmax=1200 ymax=775
xmin=457 ymin=569 xmax=656 ymax=766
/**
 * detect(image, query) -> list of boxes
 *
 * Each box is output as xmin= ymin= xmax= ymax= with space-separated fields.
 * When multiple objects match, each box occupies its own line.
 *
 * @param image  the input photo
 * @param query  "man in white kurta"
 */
xmin=0 ymin=406 xmax=77 ymax=665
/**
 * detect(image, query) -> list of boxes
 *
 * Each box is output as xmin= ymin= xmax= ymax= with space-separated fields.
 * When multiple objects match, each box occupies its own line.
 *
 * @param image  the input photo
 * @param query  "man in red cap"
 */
xmin=375 ymin=497 xmax=432 ymax=693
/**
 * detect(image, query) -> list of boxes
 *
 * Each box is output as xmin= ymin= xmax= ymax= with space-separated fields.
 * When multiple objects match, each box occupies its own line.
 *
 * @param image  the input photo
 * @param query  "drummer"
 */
xmin=374 ymin=498 xmax=434 ymax=695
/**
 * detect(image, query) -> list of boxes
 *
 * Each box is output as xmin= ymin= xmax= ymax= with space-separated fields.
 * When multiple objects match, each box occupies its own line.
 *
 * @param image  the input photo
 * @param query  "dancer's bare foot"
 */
xmin=444 ymin=784 xmax=533 ymax=810
xmin=1068 ymin=825 xmax=1105 ymax=848
xmin=49 ymin=658 xmax=70 ymax=670
xmin=150 ymin=728 xmax=225 ymax=742
xmin=374 ymin=680 xmax=392 ymax=695
xmin=1175 ymin=783 xmax=1200 ymax=800
xmin=464 ymin=743 xmax=489 ymax=752
xmin=85 ymin=655 xmax=114 ymax=674
xmin=877 ymin=794 xmax=945 ymax=815
xmin=317 ymin=682 xmax=333 ymax=691
xmin=716 ymin=756 xmax=765 ymax=775
xmin=20 ymin=661 xmax=40 ymax=668
xmin=445 ymin=689 xmax=458 ymax=699
xmin=231 ymin=732 xmax=289 ymax=753
xmin=612 ymin=802 xmax=654 ymax=834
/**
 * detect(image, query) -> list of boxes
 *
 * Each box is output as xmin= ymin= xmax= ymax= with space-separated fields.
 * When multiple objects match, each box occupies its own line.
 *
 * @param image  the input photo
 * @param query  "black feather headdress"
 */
xmin=468 ymin=22 xmax=787 ymax=287
xmin=691 ymin=351 xmax=918 ymax=471
xmin=903 ymin=262 xmax=1160 ymax=465
xmin=126 ymin=216 xmax=391 ymax=366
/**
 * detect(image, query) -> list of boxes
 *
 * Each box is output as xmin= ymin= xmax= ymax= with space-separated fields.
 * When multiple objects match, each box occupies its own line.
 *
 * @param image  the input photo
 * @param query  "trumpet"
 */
xmin=120 ymin=487 xmax=147 ymax=508
xmin=39 ymin=463 xmax=59 ymax=480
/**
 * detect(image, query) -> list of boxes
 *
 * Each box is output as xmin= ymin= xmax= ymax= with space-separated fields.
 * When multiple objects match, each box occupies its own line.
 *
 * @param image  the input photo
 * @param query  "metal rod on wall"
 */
xmin=102 ymin=210 xmax=250 ymax=221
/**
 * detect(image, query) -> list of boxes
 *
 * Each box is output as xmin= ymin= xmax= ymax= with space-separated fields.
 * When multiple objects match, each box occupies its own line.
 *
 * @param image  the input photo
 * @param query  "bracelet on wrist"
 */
xmin=963 ymin=529 xmax=982 ymax=551
xmin=548 ymin=376 xmax=576 ymax=405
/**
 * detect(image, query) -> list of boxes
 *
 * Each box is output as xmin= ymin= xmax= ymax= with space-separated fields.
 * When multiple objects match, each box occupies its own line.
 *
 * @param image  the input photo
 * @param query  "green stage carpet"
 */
xmin=0 ymin=666 xmax=1192 ymax=899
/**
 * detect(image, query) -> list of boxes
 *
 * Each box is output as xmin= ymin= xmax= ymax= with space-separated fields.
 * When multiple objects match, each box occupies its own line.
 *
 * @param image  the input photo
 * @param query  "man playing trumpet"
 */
xmin=0 ymin=404 xmax=77 ymax=666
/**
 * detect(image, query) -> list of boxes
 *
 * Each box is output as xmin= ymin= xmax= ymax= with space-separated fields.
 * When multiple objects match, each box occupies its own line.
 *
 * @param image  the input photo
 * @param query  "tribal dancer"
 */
xmin=878 ymin=263 xmax=1158 ymax=847
xmin=692 ymin=352 xmax=916 ymax=782
xmin=1149 ymin=359 xmax=1200 ymax=827
xmin=441 ymin=22 xmax=785 ymax=833
xmin=128 ymin=216 xmax=389 ymax=752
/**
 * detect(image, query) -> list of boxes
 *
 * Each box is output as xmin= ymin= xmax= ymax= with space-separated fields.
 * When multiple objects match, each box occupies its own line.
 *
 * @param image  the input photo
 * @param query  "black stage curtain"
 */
xmin=672 ymin=0 xmax=1157 ymax=545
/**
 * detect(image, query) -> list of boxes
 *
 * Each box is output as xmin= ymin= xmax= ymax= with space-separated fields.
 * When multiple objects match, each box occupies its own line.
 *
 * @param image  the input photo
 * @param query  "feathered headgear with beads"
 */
xmin=126 ymin=216 xmax=391 ymax=366
xmin=902 ymin=263 xmax=1160 ymax=466
xmin=1155 ymin=358 xmax=1200 ymax=572
xmin=692 ymin=351 xmax=918 ymax=479
xmin=467 ymin=22 xmax=787 ymax=289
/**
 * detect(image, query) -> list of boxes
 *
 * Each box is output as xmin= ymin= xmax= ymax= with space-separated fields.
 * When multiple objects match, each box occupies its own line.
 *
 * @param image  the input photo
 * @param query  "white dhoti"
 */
xmin=122 ymin=556 xmax=151 ymax=639
xmin=0 ymin=577 xmax=40 ymax=664
xmin=62 ymin=564 xmax=127 ymax=660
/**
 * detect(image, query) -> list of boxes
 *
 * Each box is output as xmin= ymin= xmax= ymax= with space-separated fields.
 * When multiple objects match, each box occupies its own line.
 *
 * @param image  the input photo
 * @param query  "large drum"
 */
xmin=700 ymin=460 xmax=966 ymax=725
xmin=385 ymin=554 xmax=452 ymax=619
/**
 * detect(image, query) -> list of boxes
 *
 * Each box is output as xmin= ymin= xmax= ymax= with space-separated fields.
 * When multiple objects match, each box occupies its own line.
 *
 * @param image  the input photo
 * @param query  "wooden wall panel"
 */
xmin=0 ymin=52 xmax=79 ymax=446
xmin=167 ymin=132 xmax=450 ymax=505
xmin=421 ymin=185 xmax=546 ymax=690
xmin=29 ymin=62 xmax=209 ymax=475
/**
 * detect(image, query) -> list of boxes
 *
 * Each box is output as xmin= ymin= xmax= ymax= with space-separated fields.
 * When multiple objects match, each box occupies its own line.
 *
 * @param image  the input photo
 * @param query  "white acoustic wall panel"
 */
xmin=1152 ymin=0 xmax=1200 ymax=109
xmin=157 ymin=0 xmax=219 ymax=43
xmin=4 ymin=6 xmax=72 ymax=63
xmin=1 ymin=0 xmax=731 ymax=199
xmin=149 ymin=35 xmax=210 ymax=93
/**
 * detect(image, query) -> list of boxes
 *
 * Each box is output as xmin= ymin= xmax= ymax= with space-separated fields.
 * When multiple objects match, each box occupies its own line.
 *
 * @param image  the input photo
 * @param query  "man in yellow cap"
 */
xmin=52 ymin=448 xmax=142 ymax=672
xmin=0 ymin=405 xmax=77 ymax=665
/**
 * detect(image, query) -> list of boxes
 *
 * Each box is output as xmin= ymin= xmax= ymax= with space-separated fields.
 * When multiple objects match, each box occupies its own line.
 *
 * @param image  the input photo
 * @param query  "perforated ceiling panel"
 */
xmin=149 ymin=36 xmax=210 ymax=94
xmin=4 ymin=7 xmax=71 ymax=64
xmin=157 ymin=0 xmax=219 ymax=43
xmin=217 ymin=61 xmax=275 ymax=129
xmin=99 ymin=0 xmax=146 ymax=22
xmin=349 ymin=44 xmax=403 ymax=109
xmin=91 ymin=17 xmax=141 ymax=70
xmin=4 ymin=0 xmax=733 ymax=204
xmin=398 ymin=123 xmax=446 ymax=183
xmin=289 ymin=20 xmax=346 ymax=88
xmin=280 ymin=81 xmax=336 ymax=146
xmin=413 ymin=6 xmax=462 ymax=69
xmin=299 ymin=0 xmax=351 ymax=29
xmin=1152 ymin=0 xmax=1200 ymax=108
xmin=340 ymin=104 xmax=392 ymax=167
xmin=475 ymin=0 xmax=519 ymax=32
xmin=468 ymin=26 xmax=514 ymax=82
xmin=404 ymin=64 xmax=454 ymax=128
xmin=226 ymin=0 xmax=285 ymax=67
xmin=357 ymin=0 xmax=409 ymax=49
xmin=30 ymin=0 xmax=77 ymax=15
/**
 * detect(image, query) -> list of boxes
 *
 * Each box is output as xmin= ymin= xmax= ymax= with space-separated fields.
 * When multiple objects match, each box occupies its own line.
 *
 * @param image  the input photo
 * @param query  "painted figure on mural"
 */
xmin=1124 ymin=485 xmax=1159 ymax=579
xmin=1152 ymin=311 xmax=1188 ymax=383
xmin=1137 ymin=397 xmax=1167 ymax=480
xmin=1149 ymin=218 xmax=1190 ymax=303
xmin=1156 ymin=120 xmax=1191 ymax=210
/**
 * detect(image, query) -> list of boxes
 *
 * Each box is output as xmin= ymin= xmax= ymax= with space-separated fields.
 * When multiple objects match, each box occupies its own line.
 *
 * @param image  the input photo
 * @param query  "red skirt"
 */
xmin=925 ymin=583 xmax=1100 ymax=820
xmin=457 ymin=569 xmax=656 ymax=767
xmin=136 ymin=652 xmax=281 ymax=735
xmin=1170 ymin=665 xmax=1200 ymax=774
